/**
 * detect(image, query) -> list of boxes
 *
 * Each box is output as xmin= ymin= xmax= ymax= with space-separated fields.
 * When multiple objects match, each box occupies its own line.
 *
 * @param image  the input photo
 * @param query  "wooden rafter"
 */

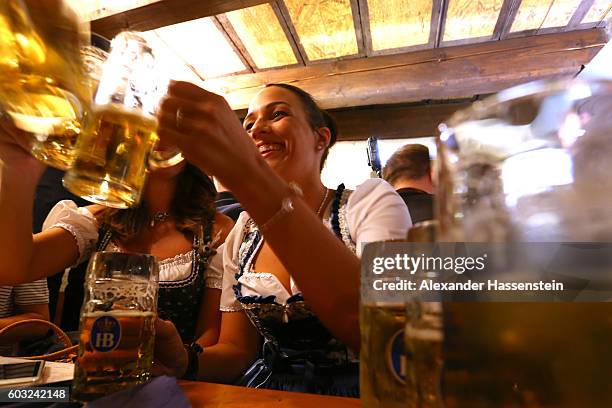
xmin=204 ymin=28 xmax=607 ymax=110
xmin=568 ymin=0 xmax=597 ymax=28
xmin=493 ymin=0 xmax=521 ymax=40
xmin=90 ymin=0 xmax=270 ymax=39
xmin=211 ymin=16 xmax=256 ymax=73
xmin=357 ymin=0 xmax=373 ymax=55
xmin=436 ymin=0 xmax=450 ymax=47
xmin=272 ymin=1 xmax=308 ymax=64
xmin=350 ymin=0 xmax=367 ymax=56
xmin=430 ymin=0 xmax=446 ymax=48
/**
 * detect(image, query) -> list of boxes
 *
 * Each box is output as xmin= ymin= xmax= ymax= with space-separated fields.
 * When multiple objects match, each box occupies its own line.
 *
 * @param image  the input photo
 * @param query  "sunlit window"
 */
xmin=322 ymin=137 xmax=437 ymax=189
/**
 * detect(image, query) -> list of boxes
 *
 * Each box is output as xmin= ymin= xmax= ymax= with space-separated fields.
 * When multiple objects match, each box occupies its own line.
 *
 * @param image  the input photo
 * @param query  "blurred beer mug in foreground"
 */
xmin=0 ymin=0 xmax=91 ymax=169
xmin=437 ymin=78 xmax=612 ymax=242
xmin=360 ymin=295 xmax=407 ymax=408
xmin=72 ymin=251 xmax=159 ymax=402
xmin=63 ymin=31 xmax=183 ymax=209
xmin=406 ymin=220 xmax=438 ymax=243
xmin=404 ymin=300 xmax=443 ymax=408
xmin=81 ymin=34 xmax=110 ymax=94
xmin=435 ymin=78 xmax=612 ymax=406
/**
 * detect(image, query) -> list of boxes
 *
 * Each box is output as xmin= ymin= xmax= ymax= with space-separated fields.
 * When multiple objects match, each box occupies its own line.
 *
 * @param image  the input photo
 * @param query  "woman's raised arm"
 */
xmin=157 ymin=82 xmax=365 ymax=351
xmin=0 ymin=119 xmax=80 ymax=284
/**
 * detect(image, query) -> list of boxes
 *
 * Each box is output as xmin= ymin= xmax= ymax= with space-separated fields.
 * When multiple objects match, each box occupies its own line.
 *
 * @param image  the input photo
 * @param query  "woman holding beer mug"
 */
xmin=151 ymin=83 xmax=411 ymax=395
xmin=0 ymin=116 xmax=233 ymax=346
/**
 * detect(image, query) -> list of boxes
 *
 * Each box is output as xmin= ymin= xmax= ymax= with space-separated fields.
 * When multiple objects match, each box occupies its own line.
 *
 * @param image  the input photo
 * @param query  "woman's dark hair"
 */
xmin=96 ymin=163 xmax=217 ymax=241
xmin=265 ymin=83 xmax=338 ymax=170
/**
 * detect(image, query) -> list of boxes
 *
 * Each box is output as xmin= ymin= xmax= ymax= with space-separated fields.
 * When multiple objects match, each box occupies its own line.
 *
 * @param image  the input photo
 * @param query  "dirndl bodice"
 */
xmin=235 ymin=185 xmax=359 ymax=397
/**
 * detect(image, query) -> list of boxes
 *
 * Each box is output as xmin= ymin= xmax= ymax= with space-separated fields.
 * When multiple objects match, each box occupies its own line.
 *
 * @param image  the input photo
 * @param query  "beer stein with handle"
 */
xmin=433 ymin=78 xmax=612 ymax=407
xmin=63 ymin=31 xmax=183 ymax=209
xmin=0 ymin=0 xmax=91 ymax=169
xmin=72 ymin=251 xmax=159 ymax=402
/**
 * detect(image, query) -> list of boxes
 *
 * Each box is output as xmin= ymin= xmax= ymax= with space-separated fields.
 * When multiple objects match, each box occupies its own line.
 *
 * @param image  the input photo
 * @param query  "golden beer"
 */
xmin=360 ymin=303 xmax=407 ymax=408
xmin=63 ymin=105 xmax=158 ymax=208
xmin=72 ymin=310 xmax=156 ymax=402
xmin=0 ymin=0 xmax=91 ymax=169
xmin=442 ymin=302 xmax=612 ymax=407
xmin=404 ymin=301 xmax=443 ymax=408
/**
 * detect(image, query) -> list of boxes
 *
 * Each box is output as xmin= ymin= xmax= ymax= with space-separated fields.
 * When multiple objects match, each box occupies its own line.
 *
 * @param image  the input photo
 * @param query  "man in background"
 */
xmin=382 ymin=144 xmax=434 ymax=224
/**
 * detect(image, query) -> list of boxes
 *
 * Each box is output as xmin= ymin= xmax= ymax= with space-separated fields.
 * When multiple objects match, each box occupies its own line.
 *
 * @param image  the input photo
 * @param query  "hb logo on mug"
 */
xmin=90 ymin=315 xmax=122 ymax=352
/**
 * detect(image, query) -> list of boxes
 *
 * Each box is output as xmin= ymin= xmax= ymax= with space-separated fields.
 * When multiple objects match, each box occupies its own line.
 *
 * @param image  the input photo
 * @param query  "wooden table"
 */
xmin=179 ymin=381 xmax=361 ymax=408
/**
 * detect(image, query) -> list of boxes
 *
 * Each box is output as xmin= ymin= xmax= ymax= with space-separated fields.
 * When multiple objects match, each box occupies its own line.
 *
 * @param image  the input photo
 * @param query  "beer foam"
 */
xmin=87 ymin=278 xmax=157 ymax=312
xmin=92 ymin=103 xmax=158 ymax=127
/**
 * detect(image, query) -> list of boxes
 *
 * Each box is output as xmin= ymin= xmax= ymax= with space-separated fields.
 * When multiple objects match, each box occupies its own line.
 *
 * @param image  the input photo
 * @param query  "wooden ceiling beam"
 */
xmin=206 ymin=28 xmax=607 ymax=110
xmin=90 ymin=0 xmax=270 ymax=39
xmin=330 ymin=101 xmax=473 ymax=141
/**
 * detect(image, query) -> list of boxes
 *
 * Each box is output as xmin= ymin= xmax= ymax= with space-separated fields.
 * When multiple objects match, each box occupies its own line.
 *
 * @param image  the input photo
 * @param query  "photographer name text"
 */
xmin=373 ymin=278 xmax=564 ymax=292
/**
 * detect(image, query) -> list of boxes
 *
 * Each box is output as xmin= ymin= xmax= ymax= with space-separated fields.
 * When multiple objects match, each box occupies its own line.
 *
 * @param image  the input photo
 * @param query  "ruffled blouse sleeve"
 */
xmin=204 ymin=250 xmax=223 ymax=290
xmin=346 ymin=178 xmax=412 ymax=257
xmin=42 ymin=200 xmax=99 ymax=267
xmin=219 ymin=212 xmax=250 ymax=312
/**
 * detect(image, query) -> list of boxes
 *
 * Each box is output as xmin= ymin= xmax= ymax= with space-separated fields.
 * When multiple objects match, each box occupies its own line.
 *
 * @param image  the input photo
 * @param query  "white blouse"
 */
xmin=220 ymin=178 xmax=412 ymax=311
xmin=42 ymin=201 xmax=223 ymax=289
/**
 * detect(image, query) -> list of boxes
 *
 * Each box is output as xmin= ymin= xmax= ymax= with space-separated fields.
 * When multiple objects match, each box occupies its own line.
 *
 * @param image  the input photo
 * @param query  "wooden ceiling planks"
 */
xmin=443 ymin=0 xmax=505 ymax=42
xmin=510 ymin=0 xmax=586 ymax=33
xmin=510 ymin=0 xmax=555 ymax=32
xmin=146 ymin=18 xmax=248 ymax=79
xmin=225 ymin=3 xmax=298 ymax=69
xmin=582 ymin=0 xmax=612 ymax=23
xmin=364 ymin=0 xmax=433 ymax=52
xmin=540 ymin=0 xmax=582 ymax=28
xmin=283 ymin=0 xmax=359 ymax=61
xmin=203 ymin=29 xmax=606 ymax=110
xmin=89 ymin=0 xmax=610 ymax=114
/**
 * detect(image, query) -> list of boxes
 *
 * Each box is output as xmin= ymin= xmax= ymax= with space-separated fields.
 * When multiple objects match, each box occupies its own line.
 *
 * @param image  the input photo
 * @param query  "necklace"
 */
xmin=316 ymin=188 xmax=330 ymax=216
xmin=150 ymin=212 xmax=172 ymax=227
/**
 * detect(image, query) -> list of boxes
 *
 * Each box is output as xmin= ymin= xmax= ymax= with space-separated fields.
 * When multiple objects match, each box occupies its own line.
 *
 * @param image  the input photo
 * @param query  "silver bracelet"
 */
xmin=259 ymin=182 xmax=303 ymax=232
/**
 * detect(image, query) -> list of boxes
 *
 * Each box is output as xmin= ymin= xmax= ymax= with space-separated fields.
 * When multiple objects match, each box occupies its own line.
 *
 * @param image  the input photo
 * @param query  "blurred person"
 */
xmin=0 ymin=117 xmax=233 ymax=345
xmin=382 ymin=143 xmax=434 ymax=223
xmin=0 ymin=279 xmax=49 ymax=356
xmin=33 ymin=167 xmax=89 ymax=327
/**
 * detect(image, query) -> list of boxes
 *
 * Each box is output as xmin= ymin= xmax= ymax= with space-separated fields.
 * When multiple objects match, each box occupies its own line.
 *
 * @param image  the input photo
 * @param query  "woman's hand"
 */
xmin=151 ymin=318 xmax=188 ymax=378
xmin=157 ymin=81 xmax=262 ymax=191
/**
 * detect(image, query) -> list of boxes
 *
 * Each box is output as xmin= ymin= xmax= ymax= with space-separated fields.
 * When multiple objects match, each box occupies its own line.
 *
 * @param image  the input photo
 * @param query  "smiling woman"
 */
xmin=149 ymin=81 xmax=411 ymax=395
xmin=244 ymin=83 xmax=338 ymax=173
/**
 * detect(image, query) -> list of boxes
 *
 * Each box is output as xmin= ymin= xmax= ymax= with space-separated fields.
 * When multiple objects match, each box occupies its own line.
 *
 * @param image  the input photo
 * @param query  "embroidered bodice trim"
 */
xmin=232 ymin=185 xmax=353 ymax=306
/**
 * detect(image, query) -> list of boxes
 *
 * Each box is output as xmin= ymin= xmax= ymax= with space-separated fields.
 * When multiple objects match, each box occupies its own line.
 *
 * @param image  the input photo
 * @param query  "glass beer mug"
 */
xmin=72 ymin=251 xmax=159 ymax=402
xmin=433 ymin=78 xmax=612 ymax=407
xmin=63 ymin=32 xmax=183 ymax=209
xmin=0 ymin=0 xmax=91 ymax=169
xmin=360 ymin=294 xmax=407 ymax=408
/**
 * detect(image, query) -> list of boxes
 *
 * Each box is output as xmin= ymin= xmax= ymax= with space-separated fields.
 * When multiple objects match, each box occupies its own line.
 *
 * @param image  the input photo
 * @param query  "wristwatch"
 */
xmin=182 ymin=342 xmax=203 ymax=380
